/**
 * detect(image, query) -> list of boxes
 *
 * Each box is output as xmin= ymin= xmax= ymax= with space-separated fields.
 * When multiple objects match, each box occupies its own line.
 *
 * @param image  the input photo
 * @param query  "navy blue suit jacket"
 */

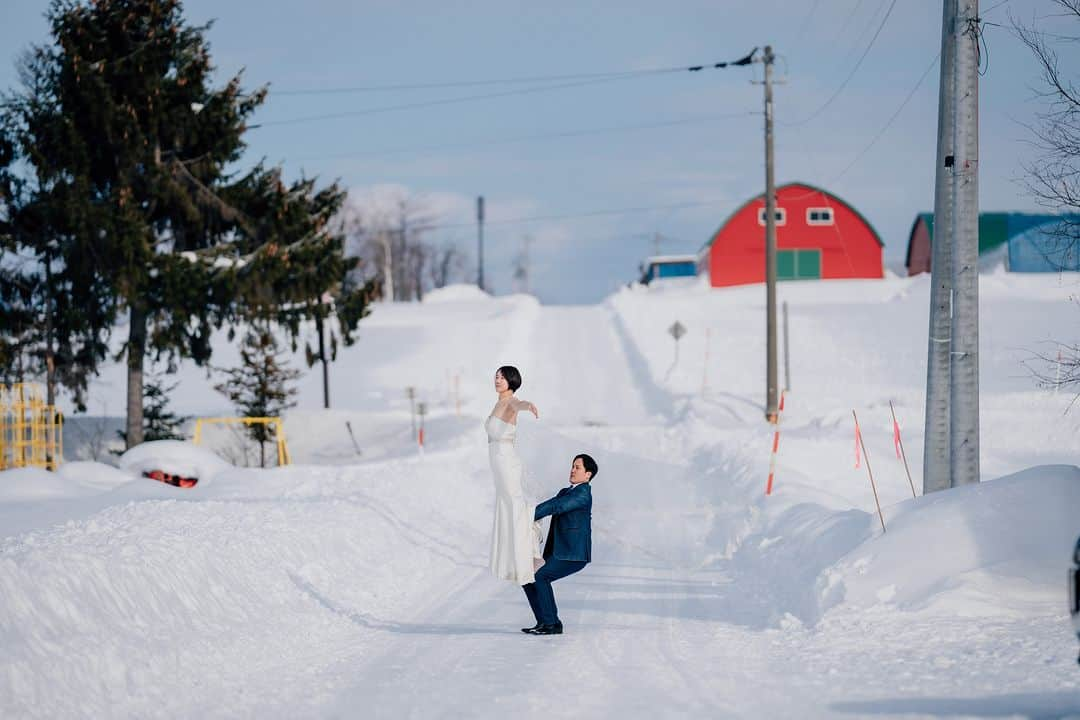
xmin=534 ymin=482 xmax=592 ymax=563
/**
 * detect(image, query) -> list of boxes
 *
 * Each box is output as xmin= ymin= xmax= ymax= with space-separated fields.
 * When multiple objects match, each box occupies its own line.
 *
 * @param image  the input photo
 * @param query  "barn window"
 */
xmin=757 ymin=207 xmax=787 ymax=226
xmin=806 ymin=207 xmax=835 ymax=226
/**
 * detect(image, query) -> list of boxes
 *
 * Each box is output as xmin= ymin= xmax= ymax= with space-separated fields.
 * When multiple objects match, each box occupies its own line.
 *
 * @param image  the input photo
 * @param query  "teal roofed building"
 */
xmin=906 ymin=212 xmax=1080 ymax=275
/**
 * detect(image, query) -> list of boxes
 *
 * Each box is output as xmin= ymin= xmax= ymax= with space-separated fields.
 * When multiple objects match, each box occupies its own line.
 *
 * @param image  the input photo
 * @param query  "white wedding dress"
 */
xmin=486 ymin=415 xmax=542 ymax=585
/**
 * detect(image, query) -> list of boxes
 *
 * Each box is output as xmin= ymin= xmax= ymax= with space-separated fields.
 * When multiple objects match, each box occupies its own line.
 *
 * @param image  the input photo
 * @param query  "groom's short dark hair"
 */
xmin=575 ymin=453 xmax=598 ymax=480
xmin=498 ymin=365 xmax=522 ymax=391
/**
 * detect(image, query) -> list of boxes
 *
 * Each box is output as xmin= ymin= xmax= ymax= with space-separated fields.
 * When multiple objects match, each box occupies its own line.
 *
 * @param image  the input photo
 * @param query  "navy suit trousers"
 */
xmin=522 ymin=559 xmax=587 ymax=625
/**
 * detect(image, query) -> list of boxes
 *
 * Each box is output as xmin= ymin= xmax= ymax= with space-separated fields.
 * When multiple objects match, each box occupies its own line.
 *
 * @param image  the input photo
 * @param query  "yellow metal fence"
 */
xmin=192 ymin=416 xmax=290 ymax=466
xmin=0 ymin=383 xmax=63 ymax=471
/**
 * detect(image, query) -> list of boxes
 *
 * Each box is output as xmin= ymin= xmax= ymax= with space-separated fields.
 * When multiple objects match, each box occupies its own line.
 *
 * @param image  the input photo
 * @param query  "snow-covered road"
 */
xmin=4 ymin=277 xmax=1080 ymax=718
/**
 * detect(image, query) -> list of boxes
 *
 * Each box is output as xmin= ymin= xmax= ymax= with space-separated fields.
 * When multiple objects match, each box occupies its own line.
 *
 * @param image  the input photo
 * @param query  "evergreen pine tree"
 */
xmin=213 ymin=326 xmax=298 ymax=468
xmin=3 ymin=0 xmax=376 ymax=431
xmin=9 ymin=0 xmax=272 ymax=448
xmin=0 ymin=94 xmax=113 ymax=408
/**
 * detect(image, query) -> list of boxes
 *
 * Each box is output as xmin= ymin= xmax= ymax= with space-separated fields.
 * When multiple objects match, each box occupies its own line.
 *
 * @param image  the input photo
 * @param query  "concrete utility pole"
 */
xmin=923 ymin=0 xmax=958 ymax=494
xmin=762 ymin=45 xmax=779 ymax=423
xmin=949 ymin=0 xmax=980 ymax=487
xmin=477 ymin=196 xmax=485 ymax=292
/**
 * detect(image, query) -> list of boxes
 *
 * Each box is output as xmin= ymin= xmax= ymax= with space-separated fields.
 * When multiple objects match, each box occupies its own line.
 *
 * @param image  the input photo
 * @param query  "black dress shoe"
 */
xmin=521 ymin=623 xmax=542 ymax=633
xmin=526 ymin=623 xmax=563 ymax=635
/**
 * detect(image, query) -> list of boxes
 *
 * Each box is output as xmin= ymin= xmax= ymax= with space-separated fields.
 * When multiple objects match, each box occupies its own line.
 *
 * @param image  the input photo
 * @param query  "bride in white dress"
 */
xmin=487 ymin=365 xmax=543 ymax=585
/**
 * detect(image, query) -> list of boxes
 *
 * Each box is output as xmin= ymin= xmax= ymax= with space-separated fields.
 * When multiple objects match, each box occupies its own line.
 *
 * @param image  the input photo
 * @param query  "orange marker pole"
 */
xmin=765 ymin=391 xmax=786 ymax=495
xmin=853 ymin=409 xmax=886 ymax=533
xmin=890 ymin=401 xmax=916 ymax=498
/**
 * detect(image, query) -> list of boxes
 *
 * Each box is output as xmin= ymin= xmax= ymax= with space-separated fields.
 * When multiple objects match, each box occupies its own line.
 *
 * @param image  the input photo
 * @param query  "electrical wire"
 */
xmin=252 ymin=76 xmax=638 ymax=128
xmin=252 ymin=51 xmax=757 ymax=129
xmin=781 ymin=0 xmax=899 ymax=127
xmin=414 ymin=199 xmax=723 ymax=233
xmin=272 ymin=58 xmax=749 ymax=96
xmin=791 ymin=0 xmax=824 ymax=45
xmin=784 ymin=49 xmax=940 ymax=201
xmin=294 ymin=111 xmax=758 ymax=161
xmin=828 ymin=0 xmax=869 ymax=49
xmin=827 ymin=51 xmax=940 ymax=184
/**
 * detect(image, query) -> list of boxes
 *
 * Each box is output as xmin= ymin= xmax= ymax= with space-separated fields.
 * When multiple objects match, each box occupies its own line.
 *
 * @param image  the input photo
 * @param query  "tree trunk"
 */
xmin=125 ymin=303 xmax=147 ymax=449
xmin=259 ymin=439 xmax=266 ymax=468
xmin=44 ymin=249 xmax=56 ymax=408
xmin=316 ymin=310 xmax=329 ymax=409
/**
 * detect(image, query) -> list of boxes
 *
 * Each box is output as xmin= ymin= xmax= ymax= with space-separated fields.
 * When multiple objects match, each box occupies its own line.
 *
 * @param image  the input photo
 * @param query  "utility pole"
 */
xmin=477 ymin=196 xmax=485 ymax=292
xmin=949 ymin=0 xmax=980 ymax=487
xmin=782 ymin=300 xmax=791 ymax=392
xmin=406 ymin=386 xmax=417 ymax=441
xmin=379 ymin=229 xmax=394 ymax=303
xmin=923 ymin=0 xmax=957 ymax=494
xmin=761 ymin=45 xmax=779 ymax=423
xmin=513 ymin=235 xmax=533 ymax=294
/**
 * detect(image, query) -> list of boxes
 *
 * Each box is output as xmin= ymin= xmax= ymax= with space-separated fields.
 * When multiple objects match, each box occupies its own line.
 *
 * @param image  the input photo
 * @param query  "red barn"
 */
xmin=698 ymin=182 xmax=884 ymax=287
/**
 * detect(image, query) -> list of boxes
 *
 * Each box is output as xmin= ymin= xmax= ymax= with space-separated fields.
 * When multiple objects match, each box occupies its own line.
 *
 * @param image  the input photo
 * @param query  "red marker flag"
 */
xmin=893 ymin=416 xmax=902 ymax=459
xmin=855 ymin=421 xmax=861 ymax=469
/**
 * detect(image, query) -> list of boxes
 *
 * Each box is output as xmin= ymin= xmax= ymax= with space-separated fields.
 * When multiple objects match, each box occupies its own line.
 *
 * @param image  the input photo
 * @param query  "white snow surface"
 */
xmin=3 ymin=274 xmax=1080 ymax=718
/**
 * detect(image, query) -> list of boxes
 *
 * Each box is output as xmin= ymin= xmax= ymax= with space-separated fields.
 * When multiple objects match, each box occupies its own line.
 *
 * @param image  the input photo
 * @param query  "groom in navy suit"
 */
xmin=522 ymin=453 xmax=597 ymax=636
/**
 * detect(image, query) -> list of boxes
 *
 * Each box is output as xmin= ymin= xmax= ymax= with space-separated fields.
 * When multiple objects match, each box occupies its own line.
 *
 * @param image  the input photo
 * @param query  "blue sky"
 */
xmin=2 ymin=1 xmax=1077 ymax=303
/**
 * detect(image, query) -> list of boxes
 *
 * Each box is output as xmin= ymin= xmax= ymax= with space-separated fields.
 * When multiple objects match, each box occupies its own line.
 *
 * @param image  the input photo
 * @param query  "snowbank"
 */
xmin=819 ymin=465 xmax=1080 ymax=617
xmin=0 ymin=467 xmax=96 ymax=503
xmin=117 ymin=440 xmax=232 ymax=484
xmin=421 ymin=283 xmax=491 ymax=303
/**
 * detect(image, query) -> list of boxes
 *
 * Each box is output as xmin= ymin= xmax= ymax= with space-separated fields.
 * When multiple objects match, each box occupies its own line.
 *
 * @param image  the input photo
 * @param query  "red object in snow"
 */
xmin=699 ymin=182 xmax=884 ymax=287
xmin=143 ymin=469 xmax=198 ymax=488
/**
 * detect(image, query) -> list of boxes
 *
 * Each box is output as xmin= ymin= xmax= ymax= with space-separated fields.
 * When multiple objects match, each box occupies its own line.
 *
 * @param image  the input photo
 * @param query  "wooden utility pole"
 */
xmin=782 ymin=300 xmax=791 ymax=392
xmin=762 ymin=45 xmax=779 ymax=423
xmin=477 ymin=196 xmax=485 ymax=292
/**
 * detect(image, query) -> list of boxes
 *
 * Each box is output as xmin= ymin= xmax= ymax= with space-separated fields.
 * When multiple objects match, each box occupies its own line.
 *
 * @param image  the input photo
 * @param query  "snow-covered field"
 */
xmin=3 ymin=274 xmax=1080 ymax=718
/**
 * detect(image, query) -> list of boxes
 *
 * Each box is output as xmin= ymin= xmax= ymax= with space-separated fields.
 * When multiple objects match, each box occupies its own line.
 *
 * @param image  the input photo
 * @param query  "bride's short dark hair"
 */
xmin=497 ymin=365 xmax=522 ymax=392
xmin=575 ymin=453 xmax=598 ymax=480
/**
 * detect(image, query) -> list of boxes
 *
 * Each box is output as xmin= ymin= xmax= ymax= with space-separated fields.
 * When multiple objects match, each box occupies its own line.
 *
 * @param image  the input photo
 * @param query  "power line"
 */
xmin=272 ymin=56 xmax=754 ymax=96
xmin=827 ymin=51 xmax=941 ymax=183
xmin=828 ymin=0 xmax=869 ymax=48
xmin=252 ymin=50 xmax=757 ymax=129
xmin=253 ymin=76 xmax=633 ymax=128
xmin=415 ymin=199 xmax=722 ymax=233
xmin=783 ymin=49 xmax=940 ymax=201
xmin=782 ymin=0 xmax=899 ymax=127
xmin=791 ymin=0 xmax=824 ymax=45
xmin=294 ymin=111 xmax=758 ymax=161
xmin=781 ymin=49 xmax=941 ymax=202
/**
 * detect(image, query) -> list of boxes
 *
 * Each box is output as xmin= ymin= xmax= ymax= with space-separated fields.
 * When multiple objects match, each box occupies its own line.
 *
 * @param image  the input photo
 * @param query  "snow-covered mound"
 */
xmin=421 ymin=283 xmax=492 ymax=303
xmin=117 ymin=440 xmax=232 ymax=484
xmin=0 ymin=467 xmax=96 ymax=503
xmin=821 ymin=464 xmax=1080 ymax=617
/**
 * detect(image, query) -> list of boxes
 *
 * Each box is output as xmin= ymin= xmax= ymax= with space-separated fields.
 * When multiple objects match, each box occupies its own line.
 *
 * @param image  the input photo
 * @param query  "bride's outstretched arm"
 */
xmin=513 ymin=398 xmax=539 ymax=419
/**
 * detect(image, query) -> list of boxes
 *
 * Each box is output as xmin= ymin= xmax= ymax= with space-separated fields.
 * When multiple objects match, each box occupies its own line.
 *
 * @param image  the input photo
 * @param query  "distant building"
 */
xmin=906 ymin=212 xmax=1080 ymax=274
xmin=698 ymin=182 xmax=883 ymax=288
xmin=639 ymin=255 xmax=697 ymax=285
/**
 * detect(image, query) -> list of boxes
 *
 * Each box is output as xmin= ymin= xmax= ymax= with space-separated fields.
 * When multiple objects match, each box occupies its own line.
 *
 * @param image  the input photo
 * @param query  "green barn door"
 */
xmin=796 ymin=249 xmax=821 ymax=279
xmin=777 ymin=249 xmax=822 ymax=281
